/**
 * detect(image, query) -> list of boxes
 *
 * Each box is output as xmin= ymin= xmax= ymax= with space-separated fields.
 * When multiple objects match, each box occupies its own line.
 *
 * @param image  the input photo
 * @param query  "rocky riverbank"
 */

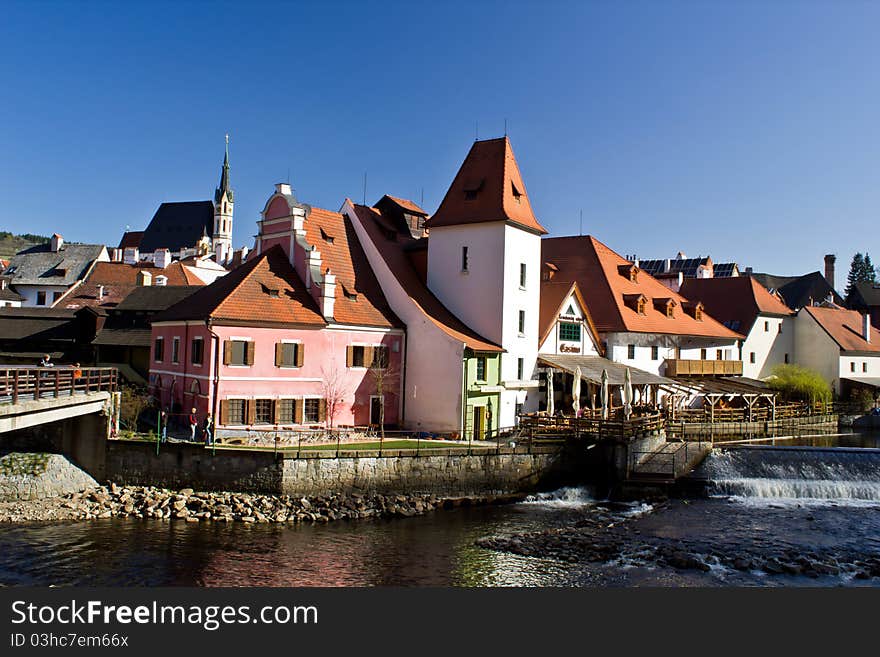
xmin=475 ymin=499 xmax=880 ymax=580
xmin=0 ymin=483 xmax=498 ymax=524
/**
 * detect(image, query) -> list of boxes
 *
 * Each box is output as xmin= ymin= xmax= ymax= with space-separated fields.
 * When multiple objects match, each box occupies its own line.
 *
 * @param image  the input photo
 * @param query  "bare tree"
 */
xmin=368 ymin=351 xmax=401 ymax=440
xmin=320 ymin=364 xmax=351 ymax=431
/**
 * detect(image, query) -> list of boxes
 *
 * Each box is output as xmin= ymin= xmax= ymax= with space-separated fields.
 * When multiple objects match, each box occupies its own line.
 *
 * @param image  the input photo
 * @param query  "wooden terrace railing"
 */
xmin=519 ymin=411 xmax=665 ymax=442
xmin=0 ymin=367 xmax=118 ymax=405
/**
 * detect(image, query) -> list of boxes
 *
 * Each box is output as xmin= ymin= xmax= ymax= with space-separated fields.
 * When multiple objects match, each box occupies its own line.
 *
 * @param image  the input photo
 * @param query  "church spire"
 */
xmin=215 ymin=134 xmax=234 ymax=205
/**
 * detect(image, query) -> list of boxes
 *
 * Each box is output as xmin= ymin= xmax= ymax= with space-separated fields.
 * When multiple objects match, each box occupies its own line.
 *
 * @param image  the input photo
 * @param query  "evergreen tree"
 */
xmin=845 ymin=253 xmax=865 ymax=300
xmin=845 ymin=252 xmax=877 ymax=301
xmin=863 ymin=252 xmax=876 ymax=283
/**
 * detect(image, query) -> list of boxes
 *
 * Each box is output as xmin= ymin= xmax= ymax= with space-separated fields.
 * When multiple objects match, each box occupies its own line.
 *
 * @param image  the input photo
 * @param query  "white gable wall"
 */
xmin=347 ymin=201 xmax=465 ymax=431
xmin=604 ymin=333 xmax=738 ymax=377
xmin=741 ymin=314 xmax=794 ymax=379
xmin=539 ymin=289 xmax=601 ymax=357
xmin=427 ymin=221 xmax=542 ymax=426
xmin=793 ymin=308 xmax=841 ymax=393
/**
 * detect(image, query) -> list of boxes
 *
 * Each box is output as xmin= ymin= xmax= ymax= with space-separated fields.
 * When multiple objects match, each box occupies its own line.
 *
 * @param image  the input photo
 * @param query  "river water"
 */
xmin=2 ymin=432 xmax=879 ymax=587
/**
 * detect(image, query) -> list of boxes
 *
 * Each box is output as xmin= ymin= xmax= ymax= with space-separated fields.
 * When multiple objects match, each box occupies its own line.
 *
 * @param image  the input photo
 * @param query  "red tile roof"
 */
xmin=803 ymin=306 xmax=880 ymax=354
xmin=63 ymin=261 xmax=204 ymax=310
xmin=303 ymin=207 xmax=402 ymax=329
xmin=679 ymin=276 xmax=794 ymax=335
xmin=542 ymin=236 xmax=743 ymax=340
xmin=382 ymin=195 xmax=427 ymax=216
xmin=351 ymin=203 xmax=502 ymax=352
xmin=426 ymin=137 xmax=547 ymax=235
xmin=154 ymin=245 xmax=326 ymax=327
xmin=538 ymin=280 xmax=603 ymax=353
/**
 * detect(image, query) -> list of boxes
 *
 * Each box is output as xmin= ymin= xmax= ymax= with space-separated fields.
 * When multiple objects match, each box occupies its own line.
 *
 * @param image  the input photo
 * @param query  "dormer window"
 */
xmin=683 ymin=301 xmax=704 ymax=321
xmin=463 ymin=178 xmax=484 ymax=200
xmin=320 ymin=227 xmax=334 ymax=244
xmin=618 ymin=264 xmax=639 ymax=282
xmin=653 ymin=297 xmax=676 ymax=318
xmin=266 ymin=288 xmax=280 ymax=298
xmin=342 ymin=284 xmax=358 ymax=301
xmin=511 ymin=181 xmax=523 ymax=203
xmin=623 ymin=293 xmax=647 ymax=315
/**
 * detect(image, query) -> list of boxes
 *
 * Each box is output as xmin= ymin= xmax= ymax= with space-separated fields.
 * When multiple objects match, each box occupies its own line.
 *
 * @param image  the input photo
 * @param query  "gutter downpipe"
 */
xmin=461 ymin=344 xmax=468 ymax=441
xmin=399 ymin=330 xmax=407 ymax=427
xmin=206 ymin=319 xmax=221 ymax=435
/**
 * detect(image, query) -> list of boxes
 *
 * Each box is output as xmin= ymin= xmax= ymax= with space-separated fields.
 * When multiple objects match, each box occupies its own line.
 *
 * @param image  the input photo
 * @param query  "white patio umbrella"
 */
xmin=600 ymin=369 xmax=609 ymax=420
xmin=572 ymin=366 xmax=582 ymax=416
xmin=623 ymin=367 xmax=634 ymax=420
xmin=546 ymin=370 xmax=555 ymax=416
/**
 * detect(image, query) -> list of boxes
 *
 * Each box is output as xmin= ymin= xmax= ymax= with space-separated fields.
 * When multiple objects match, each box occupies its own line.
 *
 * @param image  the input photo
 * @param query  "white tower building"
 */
xmin=213 ymin=135 xmax=234 ymax=264
xmin=424 ymin=137 xmax=547 ymax=427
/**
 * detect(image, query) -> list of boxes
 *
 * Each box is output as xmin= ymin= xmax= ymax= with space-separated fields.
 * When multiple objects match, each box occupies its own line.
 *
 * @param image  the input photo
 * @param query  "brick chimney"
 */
xmin=864 ymin=313 xmax=872 ymax=343
xmin=824 ymin=254 xmax=836 ymax=290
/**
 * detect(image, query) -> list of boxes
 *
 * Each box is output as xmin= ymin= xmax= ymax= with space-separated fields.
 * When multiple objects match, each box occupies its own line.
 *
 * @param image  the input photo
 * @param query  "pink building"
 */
xmin=149 ymin=184 xmax=404 ymax=437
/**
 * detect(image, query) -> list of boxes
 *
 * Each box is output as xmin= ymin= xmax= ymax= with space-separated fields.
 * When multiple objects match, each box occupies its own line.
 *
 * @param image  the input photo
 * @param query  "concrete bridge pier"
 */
xmin=0 ymin=405 xmax=112 ymax=482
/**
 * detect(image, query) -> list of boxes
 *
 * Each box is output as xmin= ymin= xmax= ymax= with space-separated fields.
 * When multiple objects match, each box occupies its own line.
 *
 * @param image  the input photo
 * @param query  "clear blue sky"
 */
xmin=1 ymin=0 xmax=877 ymax=277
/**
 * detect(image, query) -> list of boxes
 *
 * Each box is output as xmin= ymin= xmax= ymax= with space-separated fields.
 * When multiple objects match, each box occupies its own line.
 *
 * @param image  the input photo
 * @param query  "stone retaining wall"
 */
xmin=0 ymin=452 xmax=98 ymax=501
xmin=102 ymin=440 xmax=577 ymax=497
xmin=281 ymin=450 xmax=563 ymax=496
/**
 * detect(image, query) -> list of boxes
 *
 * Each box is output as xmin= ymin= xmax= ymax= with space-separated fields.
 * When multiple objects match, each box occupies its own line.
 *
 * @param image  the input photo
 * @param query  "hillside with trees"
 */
xmin=0 ymin=232 xmax=50 ymax=259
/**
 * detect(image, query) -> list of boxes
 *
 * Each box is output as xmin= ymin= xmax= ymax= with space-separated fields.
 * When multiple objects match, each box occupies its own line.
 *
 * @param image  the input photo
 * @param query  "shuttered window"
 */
xmin=278 ymin=399 xmax=296 ymax=424
xmin=275 ymin=342 xmax=303 ymax=368
xmin=224 ymin=399 xmax=246 ymax=425
xmin=304 ymin=398 xmax=321 ymax=423
xmin=348 ymin=345 xmax=366 ymax=368
xmin=254 ymin=399 xmax=274 ymax=424
xmin=224 ymin=340 xmax=253 ymax=366
xmin=370 ymin=346 xmax=388 ymax=369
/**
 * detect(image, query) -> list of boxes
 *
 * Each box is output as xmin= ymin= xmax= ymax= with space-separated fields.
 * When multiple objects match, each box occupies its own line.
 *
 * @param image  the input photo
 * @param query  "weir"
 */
xmin=690 ymin=445 xmax=880 ymax=503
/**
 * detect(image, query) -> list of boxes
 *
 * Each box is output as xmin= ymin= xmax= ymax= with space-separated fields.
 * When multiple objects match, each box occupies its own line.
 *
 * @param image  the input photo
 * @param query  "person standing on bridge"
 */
xmin=39 ymin=354 xmax=53 ymax=367
xmin=189 ymin=408 xmax=198 ymax=442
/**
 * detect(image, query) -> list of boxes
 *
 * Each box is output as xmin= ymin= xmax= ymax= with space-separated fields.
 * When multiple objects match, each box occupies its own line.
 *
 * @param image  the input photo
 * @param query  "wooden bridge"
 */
xmin=0 ymin=366 xmax=118 ymax=434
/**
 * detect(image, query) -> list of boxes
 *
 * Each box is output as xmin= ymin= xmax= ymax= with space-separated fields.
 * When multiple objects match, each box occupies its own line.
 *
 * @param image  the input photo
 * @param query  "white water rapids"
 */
xmin=699 ymin=447 xmax=880 ymax=506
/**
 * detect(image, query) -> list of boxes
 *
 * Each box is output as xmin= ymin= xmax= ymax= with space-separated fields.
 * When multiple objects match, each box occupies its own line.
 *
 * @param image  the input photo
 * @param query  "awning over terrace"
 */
xmin=664 ymin=376 xmax=775 ymax=397
xmin=537 ymin=354 xmax=673 ymax=386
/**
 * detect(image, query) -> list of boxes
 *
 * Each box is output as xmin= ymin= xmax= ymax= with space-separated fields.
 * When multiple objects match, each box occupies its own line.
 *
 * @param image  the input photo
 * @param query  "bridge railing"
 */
xmin=0 ymin=367 xmax=118 ymax=404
